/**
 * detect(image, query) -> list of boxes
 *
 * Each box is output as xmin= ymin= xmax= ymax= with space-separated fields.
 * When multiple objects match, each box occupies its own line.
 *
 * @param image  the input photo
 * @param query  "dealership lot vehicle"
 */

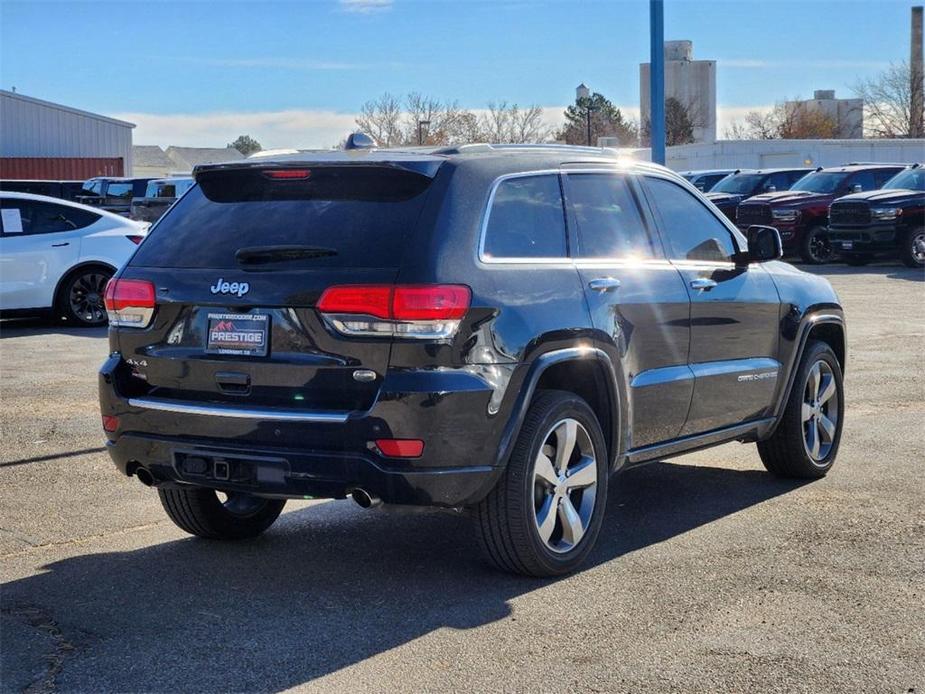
xmin=0 ymin=179 xmax=84 ymax=201
xmin=829 ymin=165 xmax=925 ymax=267
xmin=99 ymin=145 xmax=847 ymax=577
xmin=737 ymin=164 xmax=905 ymax=264
xmin=679 ymin=168 xmax=736 ymax=192
xmin=705 ymin=167 xmax=811 ymax=221
xmin=76 ymin=177 xmax=154 ymax=216
xmin=0 ymin=192 xmax=145 ymax=326
xmin=129 ymin=176 xmax=195 ymax=223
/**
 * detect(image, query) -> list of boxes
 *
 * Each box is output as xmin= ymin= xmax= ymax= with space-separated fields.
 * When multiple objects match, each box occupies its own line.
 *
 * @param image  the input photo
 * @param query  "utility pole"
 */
xmin=417 ymin=120 xmax=431 ymax=146
xmin=649 ymin=0 xmax=666 ymax=164
xmin=911 ymin=6 xmax=923 ymax=138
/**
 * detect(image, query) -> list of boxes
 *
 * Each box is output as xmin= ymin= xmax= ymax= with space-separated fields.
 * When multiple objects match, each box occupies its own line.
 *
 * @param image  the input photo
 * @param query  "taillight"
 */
xmin=104 ymin=279 xmax=156 ymax=328
xmin=101 ymin=415 xmax=119 ymax=433
xmin=317 ymin=284 xmax=470 ymax=339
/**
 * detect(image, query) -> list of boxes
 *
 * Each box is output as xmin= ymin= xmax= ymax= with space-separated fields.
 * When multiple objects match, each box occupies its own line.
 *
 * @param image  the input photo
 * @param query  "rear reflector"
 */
xmin=126 ymin=235 xmax=145 ymax=245
xmin=263 ymin=169 xmax=311 ymax=180
xmin=102 ymin=415 xmax=119 ymax=432
xmin=374 ymin=439 xmax=424 ymax=458
xmin=104 ymin=279 xmax=156 ymax=328
xmin=317 ymin=284 xmax=470 ymax=340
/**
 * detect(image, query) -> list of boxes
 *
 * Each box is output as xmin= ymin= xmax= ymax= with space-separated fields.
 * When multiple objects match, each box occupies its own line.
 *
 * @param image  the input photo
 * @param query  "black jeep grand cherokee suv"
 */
xmin=100 ymin=145 xmax=847 ymax=577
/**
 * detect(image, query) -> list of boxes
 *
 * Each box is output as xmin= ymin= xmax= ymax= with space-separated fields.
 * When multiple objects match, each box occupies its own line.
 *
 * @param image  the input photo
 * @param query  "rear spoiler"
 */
xmin=194 ymin=156 xmax=445 ymax=181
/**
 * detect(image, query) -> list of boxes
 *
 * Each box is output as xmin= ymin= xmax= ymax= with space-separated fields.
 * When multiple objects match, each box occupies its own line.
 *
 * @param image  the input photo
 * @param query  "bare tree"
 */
xmin=724 ymin=100 xmax=838 ymax=140
xmin=853 ymin=61 xmax=924 ymax=138
xmin=356 ymin=93 xmax=404 ymax=146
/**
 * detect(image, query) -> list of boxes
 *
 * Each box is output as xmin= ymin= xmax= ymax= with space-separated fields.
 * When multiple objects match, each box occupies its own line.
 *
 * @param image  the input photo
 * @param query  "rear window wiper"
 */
xmin=235 ymin=245 xmax=338 ymax=265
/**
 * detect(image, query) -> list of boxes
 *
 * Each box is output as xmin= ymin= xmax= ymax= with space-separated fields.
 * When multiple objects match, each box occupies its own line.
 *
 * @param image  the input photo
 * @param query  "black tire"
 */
xmin=475 ymin=390 xmax=608 ymax=577
xmin=899 ymin=227 xmax=925 ymax=268
xmin=758 ymin=340 xmax=844 ymax=478
xmin=158 ymin=487 xmax=286 ymax=540
xmin=843 ymin=254 xmax=872 ymax=267
xmin=56 ymin=265 xmax=112 ymax=326
xmin=800 ymin=226 xmax=834 ymax=265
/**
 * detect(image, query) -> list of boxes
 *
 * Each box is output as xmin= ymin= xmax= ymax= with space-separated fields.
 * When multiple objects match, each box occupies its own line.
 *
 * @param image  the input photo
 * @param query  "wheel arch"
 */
xmin=494 ymin=347 xmax=624 ymax=472
xmin=52 ymin=260 xmax=117 ymax=316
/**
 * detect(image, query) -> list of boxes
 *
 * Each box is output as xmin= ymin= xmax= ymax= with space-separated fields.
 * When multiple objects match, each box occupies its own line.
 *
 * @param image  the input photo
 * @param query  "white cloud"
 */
xmin=339 ymin=0 xmax=393 ymax=14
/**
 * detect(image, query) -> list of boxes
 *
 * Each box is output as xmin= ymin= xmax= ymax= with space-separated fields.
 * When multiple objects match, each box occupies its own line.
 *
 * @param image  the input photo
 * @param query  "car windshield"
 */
xmin=882 ymin=168 xmax=925 ymax=191
xmin=711 ymin=174 xmax=764 ymax=195
xmin=791 ymin=172 xmax=848 ymax=194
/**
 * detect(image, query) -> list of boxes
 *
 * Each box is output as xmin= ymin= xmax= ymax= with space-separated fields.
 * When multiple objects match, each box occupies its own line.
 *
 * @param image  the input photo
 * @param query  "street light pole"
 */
xmin=576 ymin=83 xmax=594 ymax=146
xmin=649 ymin=0 xmax=666 ymax=164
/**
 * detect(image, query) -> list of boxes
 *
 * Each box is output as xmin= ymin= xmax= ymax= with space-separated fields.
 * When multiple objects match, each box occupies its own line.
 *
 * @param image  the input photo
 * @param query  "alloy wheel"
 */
xmin=808 ymin=229 xmax=833 ymax=263
xmin=532 ymin=418 xmax=598 ymax=553
xmin=911 ymin=231 xmax=925 ymax=265
xmin=802 ymin=360 xmax=839 ymax=463
xmin=68 ymin=271 xmax=110 ymax=325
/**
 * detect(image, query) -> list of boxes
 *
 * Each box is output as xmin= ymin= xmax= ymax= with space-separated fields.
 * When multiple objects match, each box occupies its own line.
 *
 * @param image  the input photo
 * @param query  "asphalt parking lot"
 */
xmin=1 ymin=264 xmax=923 ymax=693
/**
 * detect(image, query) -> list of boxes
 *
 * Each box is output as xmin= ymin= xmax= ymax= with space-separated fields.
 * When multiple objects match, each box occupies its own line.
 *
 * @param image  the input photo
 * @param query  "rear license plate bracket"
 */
xmin=206 ymin=312 xmax=269 ymax=357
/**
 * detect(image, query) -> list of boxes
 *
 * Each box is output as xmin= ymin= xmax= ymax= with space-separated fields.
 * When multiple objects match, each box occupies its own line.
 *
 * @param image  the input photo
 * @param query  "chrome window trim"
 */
xmin=477 ymin=169 xmax=568 ymax=265
xmin=127 ymin=397 xmax=350 ymax=423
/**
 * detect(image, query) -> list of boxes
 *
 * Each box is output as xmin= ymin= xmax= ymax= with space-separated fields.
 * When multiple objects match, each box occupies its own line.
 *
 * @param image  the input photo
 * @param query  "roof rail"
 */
xmin=840 ymin=161 xmax=914 ymax=167
xmin=430 ymin=143 xmax=625 ymax=156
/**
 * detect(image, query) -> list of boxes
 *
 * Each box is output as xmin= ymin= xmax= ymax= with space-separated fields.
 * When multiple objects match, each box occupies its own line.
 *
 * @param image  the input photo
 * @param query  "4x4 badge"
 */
xmin=210 ymin=278 xmax=250 ymax=297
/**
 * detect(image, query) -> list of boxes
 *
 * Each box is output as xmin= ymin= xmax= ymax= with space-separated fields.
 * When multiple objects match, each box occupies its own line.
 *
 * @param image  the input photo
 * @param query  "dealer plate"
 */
xmin=841 ymin=241 xmax=854 ymax=250
xmin=206 ymin=313 xmax=269 ymax=356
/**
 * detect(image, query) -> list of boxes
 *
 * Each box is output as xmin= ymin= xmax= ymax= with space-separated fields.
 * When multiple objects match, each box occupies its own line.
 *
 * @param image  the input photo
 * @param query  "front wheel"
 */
xmin=475 ymin=390 xmax=608 ymax=577
xmin=899 ymin=228 xmax=925 ymax=268
xmin=757 ymin=340 xmax=844 ymax=478
xmin=800 ymin=226 xmax=834 ymax=265
xmin=159 ymin=488 xmax=286 ymax=540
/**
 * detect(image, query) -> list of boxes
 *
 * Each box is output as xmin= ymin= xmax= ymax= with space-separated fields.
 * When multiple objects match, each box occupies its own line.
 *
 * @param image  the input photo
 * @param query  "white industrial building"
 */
xmin=640 ymin=40 xmax=717 ymax=144
xmin=0 ymin=90 xmax=134 ymax=178
xmin=614 ymin=138 xmax=925 ymax=172
xmin=785 ymin=90 xmax=864 ymax=139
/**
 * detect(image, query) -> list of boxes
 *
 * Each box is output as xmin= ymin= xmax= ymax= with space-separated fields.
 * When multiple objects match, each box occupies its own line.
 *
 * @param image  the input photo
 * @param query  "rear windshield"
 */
xmin=130 ymin=166 xmax=434 ymax=269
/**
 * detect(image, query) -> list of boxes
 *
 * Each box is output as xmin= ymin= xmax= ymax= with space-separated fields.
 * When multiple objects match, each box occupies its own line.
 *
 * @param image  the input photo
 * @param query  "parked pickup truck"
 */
xmin=705 ymin=168 xmax=810 ymax=222
xmin=130 ymin=177 xmax=195 ymax=224
xmin=828 ymin=165 xmax=925 ymax=268
xmin=680 ymin=169 xmax=735 ymax=192
xmin=735 ymin=164 xmax=905 ymax=264
xmin=0 ymin=179 xmax=85 ymax=201
xmin=76 ymin=177 xmax=154 ymax=216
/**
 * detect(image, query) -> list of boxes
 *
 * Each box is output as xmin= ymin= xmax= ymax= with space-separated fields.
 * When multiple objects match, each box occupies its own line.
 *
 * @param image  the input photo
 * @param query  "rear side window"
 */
xmin=0 ymin=199 xmax=100 ymax=235
xmin=131 ymin=166 xmax=434 ymax=269
xmin=567 ymin=173 xmax=654 ymax=259
xmin=482 ymin=174 xmax=566 ymax=259
xmin=106 ymin=183 xmax=134 ymax=199
xmin=644 ymin=176 xmax=737 ymax=263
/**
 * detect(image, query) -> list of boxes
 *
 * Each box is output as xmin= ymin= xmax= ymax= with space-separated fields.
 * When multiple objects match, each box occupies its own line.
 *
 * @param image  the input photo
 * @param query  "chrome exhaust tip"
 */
xmin=351 ymin=488 xmax=381 ymax=509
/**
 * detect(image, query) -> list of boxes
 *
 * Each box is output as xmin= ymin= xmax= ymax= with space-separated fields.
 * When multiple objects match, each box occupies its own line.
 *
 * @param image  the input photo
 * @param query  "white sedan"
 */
xmin=0 ymin=192 xmax=147 ymax=326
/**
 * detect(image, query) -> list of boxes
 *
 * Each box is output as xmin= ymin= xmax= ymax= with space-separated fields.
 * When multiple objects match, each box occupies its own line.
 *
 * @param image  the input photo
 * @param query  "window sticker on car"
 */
xmin=206 ymin=313 xmax=269 ymax=356
xmin=1 ymin=208 xmax=24 ymax=233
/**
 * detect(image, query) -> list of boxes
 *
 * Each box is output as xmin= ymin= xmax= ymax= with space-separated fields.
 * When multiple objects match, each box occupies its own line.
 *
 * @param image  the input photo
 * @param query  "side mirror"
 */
xmin=766 ymin=185 xmax=777 ymax=192
xmin=851 ymin=183 xmax=863 ymax=193
xmin=745 ymin=225 xmax=783 ymax=263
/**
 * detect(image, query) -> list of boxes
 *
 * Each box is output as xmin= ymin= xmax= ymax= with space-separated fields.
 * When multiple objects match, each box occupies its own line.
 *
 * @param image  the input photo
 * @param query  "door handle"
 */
xmin=51 ymin=242 xmax=70 ymax=247
xmin=588 ymin=278 xmax=622 ymax=292
xmin=690 ymin=278 xmax=717 ymax=291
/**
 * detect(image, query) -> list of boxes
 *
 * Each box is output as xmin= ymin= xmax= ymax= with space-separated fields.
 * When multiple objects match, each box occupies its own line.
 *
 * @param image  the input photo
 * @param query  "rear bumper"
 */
xmin=99 ymin=354 xmax=511 ymax=507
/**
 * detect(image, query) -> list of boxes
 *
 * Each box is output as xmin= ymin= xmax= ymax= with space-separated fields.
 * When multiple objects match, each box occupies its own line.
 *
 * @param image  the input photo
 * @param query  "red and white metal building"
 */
xmin=0 ymin=90 xmax=134 ymax=179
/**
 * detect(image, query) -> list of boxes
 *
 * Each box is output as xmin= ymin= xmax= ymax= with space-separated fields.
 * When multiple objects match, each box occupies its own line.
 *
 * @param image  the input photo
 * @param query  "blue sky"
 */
xmin=0 ymin=0 xmax=916 ymax=147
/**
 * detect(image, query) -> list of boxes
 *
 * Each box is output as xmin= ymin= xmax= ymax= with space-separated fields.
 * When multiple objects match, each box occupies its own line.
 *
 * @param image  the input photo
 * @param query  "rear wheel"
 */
xmin=758 ymin=340 xmax=843 ymax=478
xmin=899 ymin=228 xmax=925 ymax=268
xmin=57 ymin=266 xmax=112 ymax=326
xmin=800 ymin=226 xmax=834 ymax=265
xmin=475 ymin=390 xmax=608 ymax=577
xmin=158 ymin=487 xmax=286 ymax=540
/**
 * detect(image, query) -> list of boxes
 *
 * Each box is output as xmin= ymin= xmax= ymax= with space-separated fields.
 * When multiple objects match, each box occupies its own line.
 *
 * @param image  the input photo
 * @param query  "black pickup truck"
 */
xmin=828 ymin=165 xmax=925 ymax=267
xmin=76 ymin=177 xmax=154 ymax=216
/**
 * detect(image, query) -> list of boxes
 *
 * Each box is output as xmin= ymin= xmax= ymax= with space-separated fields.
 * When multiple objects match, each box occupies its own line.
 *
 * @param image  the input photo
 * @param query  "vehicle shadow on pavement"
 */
xmin=0 ymin=317 xmax=108 ymax=339
xmin=801 ymin=263 xmax=924 ymax=282
xmin=1 ymin=461 xmax=808 ymax=692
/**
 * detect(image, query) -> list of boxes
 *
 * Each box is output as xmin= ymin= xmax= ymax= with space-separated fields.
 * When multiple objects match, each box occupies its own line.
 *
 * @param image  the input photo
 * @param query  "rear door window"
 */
xmin=0 ymin=200 xmax=100 ymax=235
xmin=566 ymin=173 xmax=655 ymax=259
xmin=106 ymin=183 xmax=134 ymax=199
xmin=482 ymin=174 xmax=567 ymax=259
xmin=131 ymin=166 xmax=435 ymax=269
